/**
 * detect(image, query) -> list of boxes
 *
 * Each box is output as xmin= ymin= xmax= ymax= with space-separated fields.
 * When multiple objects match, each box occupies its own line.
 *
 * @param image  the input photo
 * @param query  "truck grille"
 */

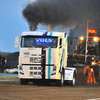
xmin=30 ymin=72 xmax=33 ymax=75
xmin=30 ymin=66 xmax=42 ymax=76
xmin=38 ymin=72 xmax=41 ymax=75
xmin=30 ymin=67 xmax=33 ymax=70
xmin=34 ymin=67 xmax=37 ymax=70
xmin=30 ymin=72 xmax=41 ymax=75
xmin=30 ymin=57 xmax=41 ymax=63
xmin=34 ymin=72 xmax=37 ymax=75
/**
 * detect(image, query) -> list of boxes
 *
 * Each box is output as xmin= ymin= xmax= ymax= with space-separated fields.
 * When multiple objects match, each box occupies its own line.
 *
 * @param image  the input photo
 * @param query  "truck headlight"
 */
xmin=19 ymin=66 xmax=24 ymax=75
xmin=19 ymin=64 xmax=23 ymax=70
xmin=19 ymin=64 xmax=24 ymax=72
xmin=20 ymin=66 xmax=23 ymax=71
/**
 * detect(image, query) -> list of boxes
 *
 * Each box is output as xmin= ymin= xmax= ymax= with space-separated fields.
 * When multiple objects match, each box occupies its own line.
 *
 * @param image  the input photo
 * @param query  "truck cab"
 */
xmin=15 ymin=31 xmax=76 ymax=86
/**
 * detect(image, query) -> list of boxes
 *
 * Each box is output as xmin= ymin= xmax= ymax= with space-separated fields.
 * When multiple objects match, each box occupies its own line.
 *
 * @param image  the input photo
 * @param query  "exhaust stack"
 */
xmin=48 ymin=24 xmax=50 ymax=32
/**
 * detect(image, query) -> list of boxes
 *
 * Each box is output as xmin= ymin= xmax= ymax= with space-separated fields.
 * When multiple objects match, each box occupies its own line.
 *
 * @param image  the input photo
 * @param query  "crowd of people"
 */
xmin=0 ymin=51 xmax=7 ymax=73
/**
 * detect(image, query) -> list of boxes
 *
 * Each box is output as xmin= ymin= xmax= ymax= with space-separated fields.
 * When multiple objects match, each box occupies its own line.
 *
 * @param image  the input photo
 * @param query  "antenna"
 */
xmin=48 ymin=24 xmax=50 ymax=32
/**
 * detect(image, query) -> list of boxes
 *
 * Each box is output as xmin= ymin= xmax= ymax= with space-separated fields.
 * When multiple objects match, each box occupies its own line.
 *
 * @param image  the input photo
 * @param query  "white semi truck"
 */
xmin=15 ymin=31 xmax=76 ymax=86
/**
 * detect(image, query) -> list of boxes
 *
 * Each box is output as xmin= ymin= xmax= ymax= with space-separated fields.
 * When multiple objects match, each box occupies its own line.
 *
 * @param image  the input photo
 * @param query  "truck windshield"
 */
xmin=21 ymin=36 xmax=58 ymax=48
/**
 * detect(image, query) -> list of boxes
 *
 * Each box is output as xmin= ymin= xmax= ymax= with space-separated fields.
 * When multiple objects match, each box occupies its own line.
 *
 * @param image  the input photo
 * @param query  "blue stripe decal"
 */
xmin=48 ymin=48 xmax=51 ymax=79
xmin=48 ymin=32 xmax=53 ymax=79
xmin=50 ymin=32 xmax=53 ymax=36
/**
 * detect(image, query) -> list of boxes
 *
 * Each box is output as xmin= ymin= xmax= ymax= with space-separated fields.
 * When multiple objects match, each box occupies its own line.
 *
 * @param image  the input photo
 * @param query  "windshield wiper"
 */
xmin=26 ymin=45 xmax=35 ymax=48
xmin=43 ymin=45 xmax=51 ymax=49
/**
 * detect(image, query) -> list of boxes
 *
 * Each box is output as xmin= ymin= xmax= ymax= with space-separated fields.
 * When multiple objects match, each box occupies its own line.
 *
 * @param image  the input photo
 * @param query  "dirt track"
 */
xmin=0 ymin=78 xmax=100 ymax=100
xmin=0 ymin=67 xmax=100 ymax=100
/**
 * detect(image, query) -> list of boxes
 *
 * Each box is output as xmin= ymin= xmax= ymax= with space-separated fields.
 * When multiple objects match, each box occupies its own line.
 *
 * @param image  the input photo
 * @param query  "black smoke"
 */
xmin=22 ymin=0 xmax=100 ymax=31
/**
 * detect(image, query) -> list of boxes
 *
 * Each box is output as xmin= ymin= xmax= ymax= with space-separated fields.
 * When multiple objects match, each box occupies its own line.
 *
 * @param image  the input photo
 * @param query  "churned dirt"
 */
xmin=0 ymin=78 xmax=100 ymax=100
xmin=0 ymin=67 xmax=100 ymax=100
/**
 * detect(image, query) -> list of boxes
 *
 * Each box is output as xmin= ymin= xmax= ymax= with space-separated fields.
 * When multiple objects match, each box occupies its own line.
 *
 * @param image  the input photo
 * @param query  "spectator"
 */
xmin=0 ymin=51 xmax=2 ymax=70
xmin=4 ymin=53 xmax=7 ymax=69
xmin=87 ymin=43 xmax=94 ymax=55
xmin=1 ymin=54 xmax=5 ymax=73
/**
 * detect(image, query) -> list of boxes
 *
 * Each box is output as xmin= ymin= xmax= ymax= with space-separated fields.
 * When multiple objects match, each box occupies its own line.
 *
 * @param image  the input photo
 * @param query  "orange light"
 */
xmin=92 ymin=62 xmax=97 ymax=65
xmin=80 ymin=37 xmax=84 ymax=40
xmin=88 ymin=29 xmax=97 ymax=33
xmin=69 ymin=41 xmax=72 ymax=44
xmin=77 ymin=36 xmax=100 ymax=41
xmin=93 ymin=37 xmax=98 ymax=41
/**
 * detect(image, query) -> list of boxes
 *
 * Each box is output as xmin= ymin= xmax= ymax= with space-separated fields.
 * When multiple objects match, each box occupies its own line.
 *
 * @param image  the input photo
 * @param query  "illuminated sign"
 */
xmin=88 ymin=29 xmax=97 ymax=33
xmin=35 ymin=38 xmax=53 ymax=43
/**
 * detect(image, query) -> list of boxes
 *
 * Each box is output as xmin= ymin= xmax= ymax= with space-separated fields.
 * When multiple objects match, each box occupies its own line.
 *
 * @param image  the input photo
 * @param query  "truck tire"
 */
xmin=70 ymin=70 xmax=76 ymax=86
xmin=20 ymin=79 xmax=28 ymax=85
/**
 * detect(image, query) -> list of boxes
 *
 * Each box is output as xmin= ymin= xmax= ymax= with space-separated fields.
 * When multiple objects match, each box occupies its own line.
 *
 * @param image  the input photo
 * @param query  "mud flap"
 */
xmin=64 ymin=67 xmax=76 ymax=86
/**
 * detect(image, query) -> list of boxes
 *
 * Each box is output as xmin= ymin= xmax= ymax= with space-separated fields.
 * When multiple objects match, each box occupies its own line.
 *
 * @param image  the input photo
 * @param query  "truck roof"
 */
xmin=21 ymin=31 xmax=67 ymax=38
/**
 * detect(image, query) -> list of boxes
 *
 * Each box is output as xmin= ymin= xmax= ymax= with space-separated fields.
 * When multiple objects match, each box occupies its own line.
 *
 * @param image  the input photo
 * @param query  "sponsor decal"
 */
xmin=35 ymin=38 xmax=53 ymax=43
xmin=24 ymin=52 xmax=30 ymax=55
xmin=30 ymin=57 xmax=41 ymax=63
xmin=65 ymin=70 xmax=73 ymax=80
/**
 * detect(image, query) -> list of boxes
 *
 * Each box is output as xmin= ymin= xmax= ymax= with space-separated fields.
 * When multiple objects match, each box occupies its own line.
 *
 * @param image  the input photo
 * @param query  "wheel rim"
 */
xmin=73 ymin=77 xmax=75 ymax=86
xmin=61 ymin=74 xmax=64 ymax=84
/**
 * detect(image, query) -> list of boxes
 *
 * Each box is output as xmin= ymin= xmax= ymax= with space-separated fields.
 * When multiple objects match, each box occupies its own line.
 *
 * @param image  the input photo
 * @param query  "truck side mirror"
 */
xmin=15 ymin=37 xmax=19 ymax=48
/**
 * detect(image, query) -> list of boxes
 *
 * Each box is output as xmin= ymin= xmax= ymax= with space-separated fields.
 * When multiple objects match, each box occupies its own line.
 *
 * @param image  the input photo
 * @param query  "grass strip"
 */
xmin=0 ymin=73 xmax=18 ymax=78
xmin=0 ymin=76 xmax=18 ymax=78
xmin=0 ymin=73 xmax=17 ymax=75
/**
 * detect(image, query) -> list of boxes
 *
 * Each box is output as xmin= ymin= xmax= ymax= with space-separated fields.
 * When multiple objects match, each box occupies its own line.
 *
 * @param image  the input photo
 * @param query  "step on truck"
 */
xmin=15 ymin=31 xmax=76 ymax=86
